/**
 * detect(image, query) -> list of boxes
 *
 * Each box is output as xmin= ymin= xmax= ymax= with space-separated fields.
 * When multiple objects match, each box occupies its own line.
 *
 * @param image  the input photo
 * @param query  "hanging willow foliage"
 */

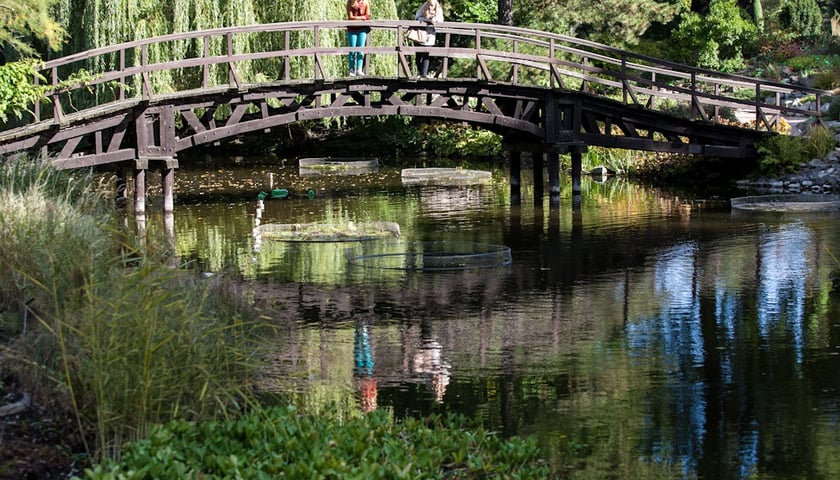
xmin=53 ymin=0 xmax=399 ymax=103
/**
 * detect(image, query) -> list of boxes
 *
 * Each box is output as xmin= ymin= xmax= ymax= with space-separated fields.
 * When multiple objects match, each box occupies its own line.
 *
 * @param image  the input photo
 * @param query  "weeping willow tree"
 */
xmin=51 ymin=0 xmax=398 ymax=102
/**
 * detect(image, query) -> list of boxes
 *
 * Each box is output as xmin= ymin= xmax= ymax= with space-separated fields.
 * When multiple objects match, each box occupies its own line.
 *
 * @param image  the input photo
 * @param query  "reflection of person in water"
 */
xmin=412 ymin=319 xmax=451 ymax=403
xmin=353 ymin=319 xmax=377 ymax=412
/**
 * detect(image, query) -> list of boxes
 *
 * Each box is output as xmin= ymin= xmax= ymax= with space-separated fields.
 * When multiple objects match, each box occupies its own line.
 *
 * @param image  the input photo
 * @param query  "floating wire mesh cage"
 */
xmin=401 ymin=168 xmax=492 ymax=186
xmin=346 ymin=241 xmax=513 ymax=271
xmin=731 ymin=194 xmax=840 ymax=212
xmin=254 ymin=221 xmax=401 ymax=242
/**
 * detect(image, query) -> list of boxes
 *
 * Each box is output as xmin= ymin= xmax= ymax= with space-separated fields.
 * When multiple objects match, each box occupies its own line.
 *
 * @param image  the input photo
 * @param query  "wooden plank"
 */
xmin=53 ymin=149 xmax=137 ymax=169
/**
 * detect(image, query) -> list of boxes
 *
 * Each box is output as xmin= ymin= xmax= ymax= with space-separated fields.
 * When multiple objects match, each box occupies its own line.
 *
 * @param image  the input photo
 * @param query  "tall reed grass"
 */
xmin=0 ymin=157 xmax=267 ymax=461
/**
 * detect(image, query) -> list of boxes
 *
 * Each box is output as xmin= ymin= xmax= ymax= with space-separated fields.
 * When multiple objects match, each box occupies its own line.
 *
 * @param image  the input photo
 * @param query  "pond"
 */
xmin=143 ymin=155 xmax=840 ymax=479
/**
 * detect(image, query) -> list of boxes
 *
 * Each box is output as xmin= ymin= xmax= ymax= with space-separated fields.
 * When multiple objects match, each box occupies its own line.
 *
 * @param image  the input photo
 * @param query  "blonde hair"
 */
xmin=421 ymin=0 xmax=439 ymax=19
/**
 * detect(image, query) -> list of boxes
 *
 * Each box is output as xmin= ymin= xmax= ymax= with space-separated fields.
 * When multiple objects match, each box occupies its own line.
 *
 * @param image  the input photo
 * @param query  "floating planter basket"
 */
xmin=731 ymin=194 xmax=840 ymax=212
xmin=347 ymin=241 xmax=512 ymax=271
xmin=255 ymin=221 xmax=401 ymax=242
xmin=401 ymin=168 xmax=492 ymax=186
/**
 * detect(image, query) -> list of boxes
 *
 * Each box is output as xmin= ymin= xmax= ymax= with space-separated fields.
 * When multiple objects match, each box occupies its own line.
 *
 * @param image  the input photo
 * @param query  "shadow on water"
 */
xmin=141 ymin=156 xmax=840 ymax=479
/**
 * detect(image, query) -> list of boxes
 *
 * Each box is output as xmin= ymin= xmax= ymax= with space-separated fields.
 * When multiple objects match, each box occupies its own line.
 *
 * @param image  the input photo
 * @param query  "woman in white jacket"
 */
xmin=414 ymin=0 xmax=443 ymax=78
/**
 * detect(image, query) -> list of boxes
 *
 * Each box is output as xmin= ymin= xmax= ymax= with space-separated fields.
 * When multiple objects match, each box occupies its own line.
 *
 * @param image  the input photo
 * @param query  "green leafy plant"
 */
xmin=83 ymin=406 xmax=552 ymax=479
xmin=778 ymin=0 xmax=823 ymax=38
xmin=670 ymin=0 xmax=757 ymax=72
xmin=756 ymin=134 xmax=807 ymax=175
xmin=785 ymin=54 xmax=840 ymax=73
xmin=0 ymin=60 xmax=47 ymax=122
xmin=420 ymin=123 xmax=502 ymax=158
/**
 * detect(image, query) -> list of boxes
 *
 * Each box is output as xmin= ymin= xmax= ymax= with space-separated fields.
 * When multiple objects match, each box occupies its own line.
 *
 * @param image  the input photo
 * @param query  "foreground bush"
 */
xmin=756 ymin=124 xmax=837 ymax=176
xmin=82 ymin=406 xmax=551 ymax=479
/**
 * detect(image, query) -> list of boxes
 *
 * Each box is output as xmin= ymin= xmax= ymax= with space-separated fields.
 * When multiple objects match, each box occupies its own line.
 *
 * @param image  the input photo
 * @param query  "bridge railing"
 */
xmin=2 ymin=20 xmax=829 ymax=138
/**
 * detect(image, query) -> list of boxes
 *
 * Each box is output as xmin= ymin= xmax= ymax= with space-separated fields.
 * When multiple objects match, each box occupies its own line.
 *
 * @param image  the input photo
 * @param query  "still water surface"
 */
xmin=154 ymin=157 xmax=840 ymax=479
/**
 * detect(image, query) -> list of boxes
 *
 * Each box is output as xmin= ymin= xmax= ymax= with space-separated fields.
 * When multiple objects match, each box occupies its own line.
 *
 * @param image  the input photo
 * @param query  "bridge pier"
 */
xmin=134 ymin=161 xmax=147 ymax=216
xmin=571 ymin=151 xmax=582 ymax=195
xmin=533 ymin=153 xmax=544 ymax=208
xmin=505 ymin=143 xmax=587 ymax=205
xmin=125 ymin=156 xmax=179 ymax=255
xmin=509 ymin=151 xmax=522 ymax=205
xmin=131 ymin=156 xmax=179 ymax=216
xmin=548 ymin=153 xmax=560 ymax=205
xmin=115 ymin=167 xmax=128 ymax=209
xmin=161 ymin=159 xmax=178 ymax=214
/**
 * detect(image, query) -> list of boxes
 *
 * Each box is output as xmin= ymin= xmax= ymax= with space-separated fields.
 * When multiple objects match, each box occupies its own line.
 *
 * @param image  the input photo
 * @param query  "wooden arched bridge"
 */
xmin=0 ymin=20 xmax=828 ymax=211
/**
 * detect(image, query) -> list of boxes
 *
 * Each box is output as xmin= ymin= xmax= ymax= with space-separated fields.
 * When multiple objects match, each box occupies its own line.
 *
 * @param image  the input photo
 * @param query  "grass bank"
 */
xmin=0 ymin=158 xmax=267 ymax=464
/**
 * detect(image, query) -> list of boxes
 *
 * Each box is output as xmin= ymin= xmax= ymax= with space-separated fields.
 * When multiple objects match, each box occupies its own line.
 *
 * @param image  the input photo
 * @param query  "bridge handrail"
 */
xmin=4 ymin=20 xmax=829 ymax=137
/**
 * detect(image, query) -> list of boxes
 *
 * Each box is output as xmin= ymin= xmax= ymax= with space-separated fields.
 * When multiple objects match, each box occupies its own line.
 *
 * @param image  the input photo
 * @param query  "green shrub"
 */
xmin=828 ymin=96 xmax=840 ymax=120
xmin=420 ymin=122 xmax=503 ymax=158
xmin=785 ymin=54 xmax=840 ymax=73
xmin=813 ymin=67 xmax=840 ymax=90
xmin=670 ymin=0 xmax=757 ymax=71
xmin=778 ymin=0 xmax=823 ymax=37
xmin=83 ymin=407 xmax=552 ymax=479
xmin=756 ymin=133 xmax=807 ymax=175
xmin=368 ymin=116 xmax=423 ymax=156
xmin=805 ymin=124 xmax=837 ymax=159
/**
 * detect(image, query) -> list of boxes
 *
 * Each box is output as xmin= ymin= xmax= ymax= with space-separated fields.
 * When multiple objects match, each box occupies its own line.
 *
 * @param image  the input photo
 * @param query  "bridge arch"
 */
xmin=0 ymin=20 xmax=827 ymax=211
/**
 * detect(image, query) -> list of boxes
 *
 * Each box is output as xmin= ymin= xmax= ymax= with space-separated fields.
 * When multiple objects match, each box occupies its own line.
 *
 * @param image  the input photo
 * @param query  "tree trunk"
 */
xmin=497 ymin=0 xmax=513 ymax=25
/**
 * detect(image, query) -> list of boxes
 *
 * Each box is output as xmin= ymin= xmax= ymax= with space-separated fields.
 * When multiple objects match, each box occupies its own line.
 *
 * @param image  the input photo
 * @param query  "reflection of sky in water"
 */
xmin=626 ymin=222 xmax=815 ymax=479
xmin=627 ymin=242 xmax=706 ymax=476
xmin=757 ymin=223 xmax=810 ymax=365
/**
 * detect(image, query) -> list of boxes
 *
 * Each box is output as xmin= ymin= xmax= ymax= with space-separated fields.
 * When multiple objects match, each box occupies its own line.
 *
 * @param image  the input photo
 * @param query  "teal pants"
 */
xmin=347 ymin=31 xmax=368 ymax=73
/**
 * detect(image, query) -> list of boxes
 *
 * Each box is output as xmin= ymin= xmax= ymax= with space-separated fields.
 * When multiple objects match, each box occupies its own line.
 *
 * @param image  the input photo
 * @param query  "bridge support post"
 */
xmin=509 ymin=151 xmax=521 ymax=205
xmin=533 ymin=153 xmax=544 ymax=207
xmin=571 ymin=151 xmax=582 ymax=195
xmin=548 ymin=153 xmax=560 ymax=205
xmin=115 ymin=167 xmax=128 ymax=209
xmin=159 ymin=157 xmax=179 ymax=214
xmin=134 ymin=159 xmax=148 ymax=216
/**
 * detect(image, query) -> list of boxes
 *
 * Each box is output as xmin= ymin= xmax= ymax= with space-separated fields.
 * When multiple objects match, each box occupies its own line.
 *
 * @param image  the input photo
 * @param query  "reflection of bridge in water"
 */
xmin=0 ymin=20 xmax=829 ymax=219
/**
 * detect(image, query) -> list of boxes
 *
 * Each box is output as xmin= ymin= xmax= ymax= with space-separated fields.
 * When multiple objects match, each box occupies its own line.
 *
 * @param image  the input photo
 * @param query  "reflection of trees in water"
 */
xmin=251 ymin=217 xmax=840 ymax=478
xmin=623 ymin=222 xmax=831 ymax=478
